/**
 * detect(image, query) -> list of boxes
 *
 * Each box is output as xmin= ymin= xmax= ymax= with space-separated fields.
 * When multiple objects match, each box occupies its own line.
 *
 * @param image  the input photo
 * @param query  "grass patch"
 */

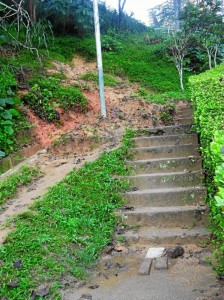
xmin=79 ymin=72 xmax=120 ymax=87
xmin=136 ymin=87 xmax=190 ymax=105
xmin=68 ymin=35 xmax=189 ymax=94
xmin=0 ymin=130 xmax=134 ymax=299
xmin=58 ymin=35 xmax=191 ymax=103
xmin=0 ymin=166 xmax=43 ymax=204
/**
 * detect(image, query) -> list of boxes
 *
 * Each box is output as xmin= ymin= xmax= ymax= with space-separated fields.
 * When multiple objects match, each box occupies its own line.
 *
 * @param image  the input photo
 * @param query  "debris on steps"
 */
xmin=118 ymin=104 xmax=210 ymax=246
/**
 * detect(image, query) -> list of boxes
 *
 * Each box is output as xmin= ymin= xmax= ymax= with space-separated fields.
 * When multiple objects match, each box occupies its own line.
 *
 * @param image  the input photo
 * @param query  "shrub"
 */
xmin=189 ymin=63 xmax=224 ymax=275
xmin=102 ymin=30 xmax=123 ymax=52
xmin=0 ymin=66 xmax=20 ymax=156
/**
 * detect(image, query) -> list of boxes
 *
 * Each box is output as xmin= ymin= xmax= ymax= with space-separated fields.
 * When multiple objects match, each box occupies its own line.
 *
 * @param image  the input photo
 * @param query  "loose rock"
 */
xmin=166 ymin=245 xmax=184 ymax=258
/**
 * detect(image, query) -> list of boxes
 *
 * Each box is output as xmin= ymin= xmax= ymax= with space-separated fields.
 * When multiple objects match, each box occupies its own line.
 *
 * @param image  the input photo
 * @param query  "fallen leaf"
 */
xmin=13 ymin=259 xmax=22 ymax=270
xmin=30 ymin=290 xmax=37 ymax=300
xmin=7 ymin=280 xmax=20 ymax=288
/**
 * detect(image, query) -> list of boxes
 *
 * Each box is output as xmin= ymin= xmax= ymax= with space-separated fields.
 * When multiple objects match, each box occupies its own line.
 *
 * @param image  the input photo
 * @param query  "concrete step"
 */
xmin=132 ymin=144 xmax=199 ymax=160
xmin=175 ymin=117 xmax=194 ymax=125
xmin=177 ymin=112 xmax=193 ymax=118
xmin=127 ymin=157 xmax=202 ymax=174
xmin=132 ymin=134 xmax=198 ymax=147
xmin=125 ymin=171 xmax=204 ymax=189
xmin=136 ymin=125 xmax=193 ymax=136
xmin=118 ymin=206 xmax=208 ymax=228
xmin=125 ymin=186 xmax=207 ymax=207
xmin=123 ymin=226 xmax=210 ymax=245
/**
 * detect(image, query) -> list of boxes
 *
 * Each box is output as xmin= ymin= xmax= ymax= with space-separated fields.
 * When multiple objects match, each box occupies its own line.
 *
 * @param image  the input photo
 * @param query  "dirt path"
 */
xmin=28 ymin=56 xmax=161 ymax=148
xmin=0 ymin=136 xmax=123 ymax=244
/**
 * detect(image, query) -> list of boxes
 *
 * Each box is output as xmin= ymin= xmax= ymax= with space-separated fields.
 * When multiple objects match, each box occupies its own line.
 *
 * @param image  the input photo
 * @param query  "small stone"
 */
xmin=166 ymin=246 xmax=184 ymax=258
xmin=138 ymin=258 xmax=152 ymax=275
xmin=116 ymin=226 xmax=125 ymax=234
xmin=154 ymin=257 xmax=168 ymax=270
xmin=113 ymin=245 xmax=127 ymax=252
xmin=89 ymin=284 xmax=99 ymax=289
xmin=37 ymin=149 xmax=47 ymax=155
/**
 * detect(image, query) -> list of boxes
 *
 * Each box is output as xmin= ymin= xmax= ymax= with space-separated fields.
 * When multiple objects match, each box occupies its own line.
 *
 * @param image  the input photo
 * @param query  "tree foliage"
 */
xmin=180 ymin=0 xmax=224 ymax=69
xmin=0 ymin=0 xmax=146 ymax=39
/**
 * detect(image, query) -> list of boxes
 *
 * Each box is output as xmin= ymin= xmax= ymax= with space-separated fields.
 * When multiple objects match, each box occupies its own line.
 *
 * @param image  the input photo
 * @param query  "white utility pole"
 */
xmin=93 ymin=0 xmax=106 ymax=117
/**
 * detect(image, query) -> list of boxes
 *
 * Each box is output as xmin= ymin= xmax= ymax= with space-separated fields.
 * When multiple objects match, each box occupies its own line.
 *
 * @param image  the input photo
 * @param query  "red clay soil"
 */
xmin=25 ymin=56 xmax=164 ymax=149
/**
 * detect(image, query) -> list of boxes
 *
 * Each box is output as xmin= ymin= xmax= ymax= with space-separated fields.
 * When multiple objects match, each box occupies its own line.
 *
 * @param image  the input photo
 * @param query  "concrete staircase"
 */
xmin=119 ymin=105 xmax=209 ymax=245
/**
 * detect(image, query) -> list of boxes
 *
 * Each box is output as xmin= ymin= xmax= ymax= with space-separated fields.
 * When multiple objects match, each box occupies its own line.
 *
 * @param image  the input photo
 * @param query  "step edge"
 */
xmin=125 ymin=170 xmax=204 ymax=178
xmin=118 ymin=206 xmax=208 ymax=214
xmin=126 ymin=156 xmax=202 ymax=164
xmin=125 ymin=186 xmax=207 ymax=195
xmin=132 ymin=134 xmax=198 ymax=141
xmin=132 ymin=144 xmax=199 ymax=151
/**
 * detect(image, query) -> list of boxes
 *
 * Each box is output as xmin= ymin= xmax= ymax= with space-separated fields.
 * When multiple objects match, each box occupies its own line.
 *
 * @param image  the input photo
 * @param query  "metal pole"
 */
xmin=93 ymin=0 xmax=106 ymax=117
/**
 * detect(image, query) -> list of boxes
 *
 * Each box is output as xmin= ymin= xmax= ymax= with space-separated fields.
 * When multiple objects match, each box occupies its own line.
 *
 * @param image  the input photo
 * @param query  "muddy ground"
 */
xmin=0 ymin=55 xmax=169 ymax=236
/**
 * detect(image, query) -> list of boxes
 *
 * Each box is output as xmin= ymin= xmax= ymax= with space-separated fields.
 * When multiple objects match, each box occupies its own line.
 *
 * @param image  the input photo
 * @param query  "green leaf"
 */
xmin=6 ymin=98 xmax=14 ymax=105
xmin=2 ymin=120 xmax=13 ymax=125
xmin=9 ymin=108 xmax=20 ymax=117
xmin=0 ymin=110 xmax=12 ymax=120
xmin=215 ymin=196 xmax=224 ymax=207
xmin=0 ymin=99 xmax=6 ymax=106
xmin=0 ymin=150 xmax=5 ymax=157
xmin=4 ymin=126 xmax=14 ymax=135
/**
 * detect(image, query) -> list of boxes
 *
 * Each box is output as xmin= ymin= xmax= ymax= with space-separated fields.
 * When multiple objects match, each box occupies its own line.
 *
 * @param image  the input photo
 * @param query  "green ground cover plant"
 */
xmin=79 ymin=72 xmax=120 ymax=87
xmin=68 ymin=34 xmax=190 ymax=103
xmin=190 ymin=63 xmax=224 ymax=275
xmin=0 ymin=130 xmax=133 ymax=299
xmin=0 ymin=166 xmax=43 ymax=204
xmin=137 ymin=87 xmax=190 ymax=105
xmin=22 ymin=75 xmax=87 ymax=123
